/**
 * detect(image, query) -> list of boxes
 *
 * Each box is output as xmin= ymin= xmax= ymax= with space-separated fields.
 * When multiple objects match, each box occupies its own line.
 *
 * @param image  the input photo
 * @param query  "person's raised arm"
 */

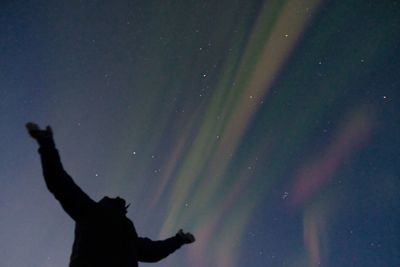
xmin=26 ymin=122 xmax=95 ymax=221
xmin=137 ymin=229 xmax=195 ymax=262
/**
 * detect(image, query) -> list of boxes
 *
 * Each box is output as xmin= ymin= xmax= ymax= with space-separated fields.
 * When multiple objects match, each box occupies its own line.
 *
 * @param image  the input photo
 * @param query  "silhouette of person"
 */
xmin=26 ymin=122 xmax=195 ymax=267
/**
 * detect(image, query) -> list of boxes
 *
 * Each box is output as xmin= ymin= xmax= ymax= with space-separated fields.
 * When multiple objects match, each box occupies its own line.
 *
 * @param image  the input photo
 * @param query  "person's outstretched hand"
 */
xmin=177 ymin=229 xmax=195 ymax=244
xmin=26 ymin=122 xmax=53 ymax=142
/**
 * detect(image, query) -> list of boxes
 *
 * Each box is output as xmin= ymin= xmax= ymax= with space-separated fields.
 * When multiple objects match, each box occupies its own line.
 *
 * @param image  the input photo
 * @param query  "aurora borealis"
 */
xmin=1 ymin=1 xmax=399 ymax=266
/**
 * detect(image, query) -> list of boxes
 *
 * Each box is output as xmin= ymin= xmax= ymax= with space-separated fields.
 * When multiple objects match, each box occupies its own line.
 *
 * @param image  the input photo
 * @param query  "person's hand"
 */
xmin=25 ymin=122 xmax=53 ymax=141
xmin=177 ymin=229 xmax=195 ymax=244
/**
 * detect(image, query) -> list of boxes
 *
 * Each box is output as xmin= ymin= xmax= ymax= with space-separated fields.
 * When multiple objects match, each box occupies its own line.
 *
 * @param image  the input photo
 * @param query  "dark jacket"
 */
xmin=38 ymin=144 xmax=183 ymax=267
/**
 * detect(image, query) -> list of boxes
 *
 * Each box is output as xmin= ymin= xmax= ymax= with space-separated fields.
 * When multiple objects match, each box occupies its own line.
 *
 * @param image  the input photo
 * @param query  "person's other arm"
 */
xmin=137 ymin=229 xmax=195 ymax=262
xmin=26 ymin=122 xmax=95 ymax=221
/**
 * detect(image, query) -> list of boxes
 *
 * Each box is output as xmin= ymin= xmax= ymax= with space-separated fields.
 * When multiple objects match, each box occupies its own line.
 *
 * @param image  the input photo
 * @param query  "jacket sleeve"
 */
xmin=136 ymin=235 xmax=184 ymax=262
xmin=38 ymin=144 xmax=95 ymax=221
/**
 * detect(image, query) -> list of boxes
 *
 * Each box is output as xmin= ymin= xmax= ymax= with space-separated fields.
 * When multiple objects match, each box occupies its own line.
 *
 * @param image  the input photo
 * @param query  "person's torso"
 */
xmin=69 ymin=205 xmax=139 ymax=267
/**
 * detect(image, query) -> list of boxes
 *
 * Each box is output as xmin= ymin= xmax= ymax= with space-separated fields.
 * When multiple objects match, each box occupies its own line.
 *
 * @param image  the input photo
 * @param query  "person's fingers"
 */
xmin=46 ymin=126 xmax=53 ymax=135
xmin=187 ymin=233 xmax=195 ymax=243
xmin=26 ymin=122 xmax=40 ymax=132
xmin=177 ymin=229 xmax=195 ymax=243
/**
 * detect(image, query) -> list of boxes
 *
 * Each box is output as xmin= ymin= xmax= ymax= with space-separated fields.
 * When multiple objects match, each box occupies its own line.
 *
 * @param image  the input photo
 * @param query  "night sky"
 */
xmin=1 ymin=1 xmax=399 ymax=266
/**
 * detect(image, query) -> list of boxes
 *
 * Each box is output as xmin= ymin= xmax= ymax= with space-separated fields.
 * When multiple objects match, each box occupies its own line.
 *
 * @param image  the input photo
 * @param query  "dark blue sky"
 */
xmin=1 ymin=1 xmax=399 ymax=266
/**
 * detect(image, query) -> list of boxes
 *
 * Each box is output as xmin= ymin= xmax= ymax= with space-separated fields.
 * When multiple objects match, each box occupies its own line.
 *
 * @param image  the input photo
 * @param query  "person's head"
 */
xmin=98 ymin=196 xmax=129 ymax=215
